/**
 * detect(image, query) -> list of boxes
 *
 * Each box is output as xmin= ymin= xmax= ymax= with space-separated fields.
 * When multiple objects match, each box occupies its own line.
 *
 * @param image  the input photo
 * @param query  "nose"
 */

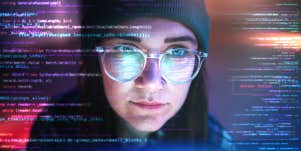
xmin=134 ymin=58 xmax=166 ymax=91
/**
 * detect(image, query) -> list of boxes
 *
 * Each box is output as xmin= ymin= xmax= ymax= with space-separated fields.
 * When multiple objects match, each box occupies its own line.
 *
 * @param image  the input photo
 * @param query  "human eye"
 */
xmin=167 ymin=47 xmax=189 ymax=57
xmin=108 ymin=44 xmax=142 ymax=61
xmin=113 ymin=44 xmax=138 ymax=52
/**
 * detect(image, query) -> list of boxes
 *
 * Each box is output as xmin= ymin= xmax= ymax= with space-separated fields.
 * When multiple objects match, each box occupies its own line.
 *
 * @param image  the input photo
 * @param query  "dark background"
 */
xmin=0 ymin=0 xmax=300 ymax=150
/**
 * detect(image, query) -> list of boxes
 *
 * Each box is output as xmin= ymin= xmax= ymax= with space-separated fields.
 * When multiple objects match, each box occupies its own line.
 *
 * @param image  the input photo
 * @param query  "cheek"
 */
xmin=101 ymin=67 xmax=131 ymax=110
xmin=101 ymin=63 xmax=130 ymax=99
xmin=167 ymin=84 xmax=191 ymax=110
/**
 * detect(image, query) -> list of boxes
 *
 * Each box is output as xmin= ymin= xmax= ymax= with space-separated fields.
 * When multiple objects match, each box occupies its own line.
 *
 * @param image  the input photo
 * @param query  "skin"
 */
xmin=100 ymin=18 xmax=198 ymax=134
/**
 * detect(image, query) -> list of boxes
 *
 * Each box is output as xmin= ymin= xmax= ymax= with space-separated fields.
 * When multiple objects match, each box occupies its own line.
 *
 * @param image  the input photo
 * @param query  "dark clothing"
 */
xmin=26 ymin=88 xmax=235 ymax=151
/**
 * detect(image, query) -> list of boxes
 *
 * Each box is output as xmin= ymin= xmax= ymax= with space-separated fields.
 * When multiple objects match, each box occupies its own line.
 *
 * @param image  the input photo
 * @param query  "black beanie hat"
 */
xmin=82 ymin=0 xmax=210 ymax=52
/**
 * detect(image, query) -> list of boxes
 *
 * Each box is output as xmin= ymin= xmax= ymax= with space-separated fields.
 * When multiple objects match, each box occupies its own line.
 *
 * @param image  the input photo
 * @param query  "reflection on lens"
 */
xmin=161 ymin=53 xmax=198 ymax=82
xmin=104 ymin=51 xmax=144 ymax=81
xmin=101 ymin=44 xmax=205 ymax=83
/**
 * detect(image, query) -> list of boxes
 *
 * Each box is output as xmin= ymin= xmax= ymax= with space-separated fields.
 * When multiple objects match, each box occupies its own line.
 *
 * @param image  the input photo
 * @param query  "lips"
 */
xmin=130 ymin=101 xmax=167 ymax=110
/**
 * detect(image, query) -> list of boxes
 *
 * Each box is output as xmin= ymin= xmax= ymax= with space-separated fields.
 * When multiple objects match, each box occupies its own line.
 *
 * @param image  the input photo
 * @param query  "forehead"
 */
xmin=117 ymin=17 xmax=196 ymax=40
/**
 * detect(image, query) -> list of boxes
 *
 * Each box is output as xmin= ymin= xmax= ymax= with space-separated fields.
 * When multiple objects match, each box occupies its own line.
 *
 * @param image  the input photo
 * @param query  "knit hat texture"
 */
xmin=82 ymin=0 xmax=210 ymax=52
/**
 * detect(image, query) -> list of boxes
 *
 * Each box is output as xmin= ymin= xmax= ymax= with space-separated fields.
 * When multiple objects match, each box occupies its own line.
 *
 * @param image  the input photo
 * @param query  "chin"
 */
xmin=128 ymin=116 xmax=167 ymax=132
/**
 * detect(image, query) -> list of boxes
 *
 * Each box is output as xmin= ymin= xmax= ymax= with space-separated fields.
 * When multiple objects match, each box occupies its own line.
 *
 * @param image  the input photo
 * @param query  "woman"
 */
xmin=27 ymin=0 xmax=233 ymax=150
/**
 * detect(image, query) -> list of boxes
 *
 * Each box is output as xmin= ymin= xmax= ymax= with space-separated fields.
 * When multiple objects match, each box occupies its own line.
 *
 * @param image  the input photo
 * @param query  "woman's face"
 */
xmin=100 ymin=18 xmax=198 ymax=132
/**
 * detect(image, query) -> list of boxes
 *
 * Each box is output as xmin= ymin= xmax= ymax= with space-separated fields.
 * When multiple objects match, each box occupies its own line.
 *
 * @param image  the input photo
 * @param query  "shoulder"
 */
xmin=26 ymin=87 xmax=85 ymax=150
xmin=207 ymin=114 xmax=236 ymax=151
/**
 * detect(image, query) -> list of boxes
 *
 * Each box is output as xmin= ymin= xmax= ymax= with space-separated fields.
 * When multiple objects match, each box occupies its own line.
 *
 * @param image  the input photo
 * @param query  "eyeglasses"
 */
xmin=96 ymin=44 xmax=208 ymax=84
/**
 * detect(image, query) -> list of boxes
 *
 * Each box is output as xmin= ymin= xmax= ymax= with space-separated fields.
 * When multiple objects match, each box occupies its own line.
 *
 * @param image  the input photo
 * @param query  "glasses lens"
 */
xmin=103 ymin=45 xmax=144 ymax=81
xmin=161 ymin=48 xmax=199 ymax=83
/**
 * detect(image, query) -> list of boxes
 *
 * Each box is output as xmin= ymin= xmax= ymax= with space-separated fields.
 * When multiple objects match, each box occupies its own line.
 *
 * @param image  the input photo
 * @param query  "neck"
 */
xmin=117 ymin=118 xmax=150 ymax=139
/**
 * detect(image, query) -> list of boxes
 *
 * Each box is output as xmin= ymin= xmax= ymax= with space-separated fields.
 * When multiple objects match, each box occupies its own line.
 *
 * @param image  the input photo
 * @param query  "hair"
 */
xmin=78 ymin=0 xmax=209 ymax=144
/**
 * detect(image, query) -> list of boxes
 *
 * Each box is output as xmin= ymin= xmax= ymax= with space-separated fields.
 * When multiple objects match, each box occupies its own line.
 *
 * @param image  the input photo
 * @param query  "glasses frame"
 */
xmin=96 ymin=44 xmax=208 ymax=84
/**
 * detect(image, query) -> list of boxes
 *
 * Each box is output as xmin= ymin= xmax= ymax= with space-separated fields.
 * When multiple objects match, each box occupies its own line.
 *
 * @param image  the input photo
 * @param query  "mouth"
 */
xmin=129 ymin=101 xmax=168 ymax=110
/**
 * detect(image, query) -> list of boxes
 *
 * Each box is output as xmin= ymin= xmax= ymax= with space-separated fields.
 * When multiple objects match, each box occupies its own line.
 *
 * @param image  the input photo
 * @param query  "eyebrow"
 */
xmin=164 ymin=36 xmax=197 ymax=44
xmin=115 ymin=36 xmax=142 ymax=43
xmin=114 ymin=35 xmax=197 ymax=44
